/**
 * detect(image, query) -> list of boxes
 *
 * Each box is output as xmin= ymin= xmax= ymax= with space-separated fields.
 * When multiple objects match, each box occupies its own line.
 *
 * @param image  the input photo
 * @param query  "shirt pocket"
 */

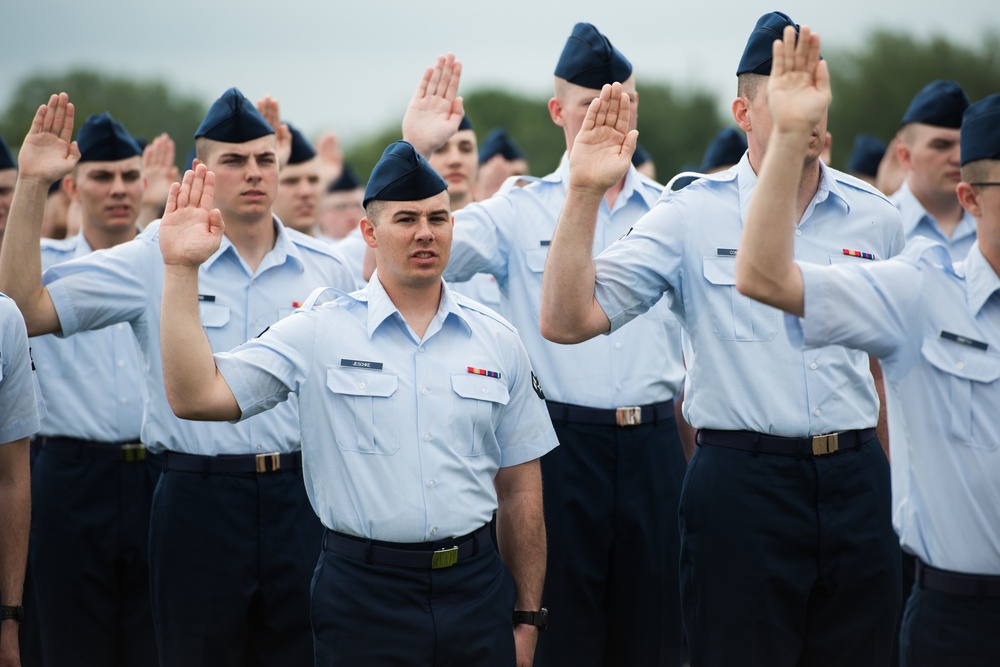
xmin=199 ymin=302 xmax=231 ymax=328
xmin=450 ymin=373 xmax=510 ymax=457
xmin=920 ymin=336 xmax=1000 ymax=450
xmin=326 ymin=368 xmax=400 ymax=455
xmin=524 ymin=247 xmax=549 ymax=275
xmin=701 ymin=257 xmax=778 ymax=342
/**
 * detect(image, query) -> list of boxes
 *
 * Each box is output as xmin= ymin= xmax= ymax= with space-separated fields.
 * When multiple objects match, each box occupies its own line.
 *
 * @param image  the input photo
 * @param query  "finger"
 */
xmin=437 ymin=54 xmax=454 ymax=99
xmin=51 ymin=93 xmax=68 ymax=139
xmin=201 ymin=170 xmax=216 ymax=212
xmin=593 ymin=85 xmax=611 ymax=131
xmin=209 ymin=209 xmax=225 ymax=236
xmin=415 ymin=66 xmax=433 ymax=99
xmin=452 ymin=96 xmax=465 ymax=121
xmin=794 ymin=26 xmax=810 ymax=74
xmin=582 ymin=96 xmax=601 ymax=134
xmin=426 ymin=55 xmax=445 ymax=97
xmin=615 ymin=92 xmax=631 ymax=135
xmin=30 ymin=103 xmax=48 ymax=136
xmin=189 ymin=164 xmax=206 ymax=210
xmin=60 ymin=99 xmax=75 ymax=144
xmin=38 ymin=94 xmax=58 ymax=134
xmin=444 ymin=59 xmax=462 ymax=105
xmin=165 ymin=180 xmax=180 ymax=215
xmin=176 ymin=169 xmax=194 ymax=209
xmin=68 ymin=141 xmax=81 ymax=163
xmin=608 ymin=82 xmax=623 ymax=129
xmin=806 ymin=31 xmax=822 ymax=75
xmin=816 ymin=60 xmax=831 ymax=97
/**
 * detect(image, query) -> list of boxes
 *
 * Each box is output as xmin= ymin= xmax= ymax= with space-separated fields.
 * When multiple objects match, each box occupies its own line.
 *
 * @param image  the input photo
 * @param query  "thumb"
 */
xmin=452 ymin=97 xmax=465 ymax=120
xmin=622 ymin=130 xmax=639 ymax=162
xmin=209 ymin=209 xmax=225 ymax=235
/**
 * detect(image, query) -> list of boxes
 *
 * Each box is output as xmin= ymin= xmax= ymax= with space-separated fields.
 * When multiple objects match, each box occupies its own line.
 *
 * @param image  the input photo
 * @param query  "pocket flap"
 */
xmin=327 ymin=368 xmax=398 ymax=397
xmin=921 ymin=336 xmax=1000 ymax=383
xmin=451 ymin=373 xmax=510 ymax=405
xmin=702 ymin=257 xmax=737 ymax=286
xmin=199 ymin=302 xmax=231 ymax=328
xmin=525 ymin=247 xmax=549 ymax=273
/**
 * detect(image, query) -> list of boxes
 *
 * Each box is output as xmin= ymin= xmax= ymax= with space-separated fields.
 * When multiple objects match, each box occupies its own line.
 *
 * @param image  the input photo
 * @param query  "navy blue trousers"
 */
xmin=900 ymin=576 xmax=1000 ymax=666
xmin=21 ymin=439 xmax=161 ymax=667
xmin=680 ymin=437 xmax=900 ymax=667
xmin=311 ymin=533 xmax=516 ymax=666
xmin=535 ymin=417 xmax=687 ymax=667
xmin=148 ymin=463 xmax=322 ymax=667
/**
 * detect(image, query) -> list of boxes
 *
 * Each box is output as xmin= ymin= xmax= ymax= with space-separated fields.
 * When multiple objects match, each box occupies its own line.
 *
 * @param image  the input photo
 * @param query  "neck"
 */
xmin=911 ymin=185 xmax=963 ymax=236
xmin=379 ymin=275 xmax=443 ymax=339
xmin=222 ymin=212 xmax=277 ymax=272
xmin=750 ymin=152 xmax=821 ymax=220
xmin=82 ymin=222 xmax=138 ymax=250
xmin=450 ymin=193 xmax=472 ymax=211
xmin=604 ymin=174 xmax=627 ymax=210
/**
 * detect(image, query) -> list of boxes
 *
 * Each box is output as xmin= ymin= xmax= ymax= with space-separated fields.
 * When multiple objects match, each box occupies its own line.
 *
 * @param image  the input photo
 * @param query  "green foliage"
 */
xmin=828 ymin=32 xmax=1000 ymax=170
xmin=0 ymin=69 xmax=206 ymax=168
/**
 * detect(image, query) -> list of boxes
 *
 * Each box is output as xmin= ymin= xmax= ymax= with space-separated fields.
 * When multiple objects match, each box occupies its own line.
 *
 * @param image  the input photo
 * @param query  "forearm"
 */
xmin=160 ymin=264 xmax=240 ymax=420
xmin=0 ymin=439 xmax=30 ymax=608
xmin=539 ymin=186 xmax=610 ymax=343
xmin=0 ymin=177 xmax=61 ymax=335
xmin=734 ymin=128 xmax=807 ymax=315
xmin=495 ymin=461 xmax=546 ymax=611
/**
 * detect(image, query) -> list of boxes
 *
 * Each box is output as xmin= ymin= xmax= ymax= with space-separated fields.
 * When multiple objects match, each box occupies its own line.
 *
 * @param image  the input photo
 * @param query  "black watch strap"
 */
xmin=512 ymin=608 xmax=548 ymax=630
xmin=1 ymin=605 xmax=24 ymax=624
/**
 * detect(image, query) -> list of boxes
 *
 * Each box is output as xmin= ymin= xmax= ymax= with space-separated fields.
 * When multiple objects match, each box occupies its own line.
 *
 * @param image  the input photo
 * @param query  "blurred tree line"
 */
xmin=2 ymin=30 xmax=998 ymax=182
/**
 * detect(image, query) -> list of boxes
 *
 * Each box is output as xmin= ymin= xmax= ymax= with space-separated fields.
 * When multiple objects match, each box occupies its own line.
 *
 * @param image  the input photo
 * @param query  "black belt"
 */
xmin=917 ymin=560 xmax=1000 ymax=598
xmin=546 ymin=399 xmax=674 ymax=427
xmin=38 ymin=436 xmax=149 ymax=463
xmin=163 ymin=451 xmax=301 ymax=475
xmin=323 ymin=524 xmax=492 ymax=570
xmin=697 ymin=428 xmax=876 ymax=457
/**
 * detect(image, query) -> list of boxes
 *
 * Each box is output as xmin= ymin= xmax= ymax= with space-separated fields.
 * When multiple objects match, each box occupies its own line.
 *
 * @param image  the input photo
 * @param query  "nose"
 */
xmin=246 ymin=156 xmax=263 ymax=181
xmin=109 ymin=173 xmax=128 ymax=196
xmin=414 ymin=217 xmax=435 ymax=242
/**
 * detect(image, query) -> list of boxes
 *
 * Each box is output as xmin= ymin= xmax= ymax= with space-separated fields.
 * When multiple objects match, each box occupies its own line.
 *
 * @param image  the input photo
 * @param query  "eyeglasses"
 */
xmin=969 ymin=182 xmax=1000 ymax=187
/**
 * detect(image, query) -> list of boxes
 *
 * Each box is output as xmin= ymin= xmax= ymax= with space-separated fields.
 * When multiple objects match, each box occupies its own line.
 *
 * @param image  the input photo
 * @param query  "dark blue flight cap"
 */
xmin=195 ymin=87 xmax=274 ymax=141
xmin=363 ymin=141 xmax=448 ymax=207
xmin=76 ymin=113 xmax=143 ymax=163
xmin=700 ymin=128 xmax=747 ymax=171
xmin=738 ymin=11 xmax=816 ymax=76
xmin=555 ymin=22 xmax=633 ymax=89
xmin=631 ymin=142 xmax=652 ymax=168
xmin=0 ymin=136 xmax=16 ymax=170
xmin=960 ymin=94 xmax=1000 ymax=166
xmin=846 ymin=134 xmax=886 ymax=177
xmin=286 ymin=123 xmax=317 ymax=165
xmin=458 ymin=115 xmax=475 ymax=132
xmin=478 ymin=128 xmax=527 ymax=163
xmin=327 ymin=163 xmax=362 ymax=193
xmin=901 ymin=80 xmax=969 ymax=129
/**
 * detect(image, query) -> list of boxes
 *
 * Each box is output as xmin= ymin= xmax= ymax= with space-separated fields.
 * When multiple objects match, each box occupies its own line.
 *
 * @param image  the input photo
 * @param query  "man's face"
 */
xmin=274 ymin=157 xmax=321 ymax=234
xmin=363 ymin=191 xmax=453 ymax=289
xmin=960 ymin=161 xmax=1000 ymax=260
xmin=428 ymin=129 xmax=478 ymax=205
xmin=551 ymin=75 xmax=638 ymax=154
xmin=316 ymin=188 xmax=365 ymax=240
xmin=899 ymin=123 xmax=962 ymax=202
xmin=0 ymin=168 xmax=16 ymax=237
xmin=66 ymin=157 xmax=144 ymax=232
xmin=200 ymin=135 xmax=279 ymax=224
xmin=739 ymin=81 xmax=828 ymax=168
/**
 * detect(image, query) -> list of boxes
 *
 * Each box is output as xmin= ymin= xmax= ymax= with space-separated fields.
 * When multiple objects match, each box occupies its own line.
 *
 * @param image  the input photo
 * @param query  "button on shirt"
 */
xmin=1 ymin=293 xmax=42 ymax=443
xmin=215 ymin=276 xmax=559 ymax=542
xmin=446 ymin=157 xmax=684 ymax=408
xmin=593 ymin=156 xmax=906 ymax=435
xmin=793 ymin=238 xmax=1000 ymax=575
xmin=891 ymin=180 xmax=976 ymax=262
xmin=33 ymin=233 xmax=144 ymax=441
xmin=43 ymin=220 xmax=357 ymax=455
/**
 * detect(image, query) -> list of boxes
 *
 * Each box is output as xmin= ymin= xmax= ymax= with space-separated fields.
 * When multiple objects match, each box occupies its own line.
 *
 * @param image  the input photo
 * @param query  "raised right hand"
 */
xmin=159 ymin=164 xmax=225 ymax=268
xmin=401 ymin=53 xmax=465 ymax=156
xmin=18 ymin=93 xmax=81 ymax=185
xmin=567 ymin=82 xmax=638 ymax=196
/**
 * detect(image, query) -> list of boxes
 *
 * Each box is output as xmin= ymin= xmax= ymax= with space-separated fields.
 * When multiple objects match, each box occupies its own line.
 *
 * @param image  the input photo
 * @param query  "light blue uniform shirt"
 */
xmin=1 ymin=293 xmax=42 ymax=443
xmin=593 ymin=156 xmax=906 ymax=435
xmin=215 ymin=275 xmax=559 ymax=542
xmin=890 ymin=180 xmax=976 ymax=262
xmin=447 ymin=157 xmax=685 ymax=408
xmin=33 ymin=233 xmax=144 ymax=441
xmin=449 ymin=273 xmax=502 ymax=317
xmin=793 ymin=239 xmax=1000 ymax=575
xmin=329 ymin=227 xmax=368 ymax=285
xmin=44 ymin=220 xmax=356 ymax=455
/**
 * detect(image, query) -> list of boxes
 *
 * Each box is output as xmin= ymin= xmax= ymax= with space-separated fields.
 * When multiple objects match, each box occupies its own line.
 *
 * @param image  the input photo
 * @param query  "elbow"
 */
xmin=539 ymin=316 xmax=585 ymax=345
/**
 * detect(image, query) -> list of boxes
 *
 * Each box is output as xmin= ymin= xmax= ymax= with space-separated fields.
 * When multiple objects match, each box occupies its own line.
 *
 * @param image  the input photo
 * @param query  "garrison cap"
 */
xmin=195 ymin=87 xmax=274 ymax=141
xmin=287 ymin=123 xmax=317 ymax=165
xmin=328 ymin=163 xmax=363 ymax=193
xmin=479 ymin=128 xmax=527 ymax=163
xmin=738 ymin=11 xmax=813 ymax=76
xmin=700 ymin=128 xmax=747 ymax=171
xmin=555 ymin=22 xmax=632 ymax=89
xmin=901 ymin=80 xmax=969 ymax=129
xmin=846 ymin=134 xmax=886 ymax=177
xmin=631 ymin=142 xmax=652 ymax=168
xmin=0 ymin=136 xmax=15 ymax=170
xmin=363 ymin=141 xmax=447 ymax=207
xmin=76 ymin=113 xmax=143 ymax=163
xmin=458 ymin=115 xmax=475 ymax=132
xmin=960 ymin=94 xmax=1000 ymax=166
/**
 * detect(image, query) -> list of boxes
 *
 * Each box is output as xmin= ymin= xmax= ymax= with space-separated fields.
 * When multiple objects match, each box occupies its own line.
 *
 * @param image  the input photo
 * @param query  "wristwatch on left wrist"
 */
xmin=1 ymin=605 xmax=24 ymax=624
xmin=513 ymin=608 xmax=548 ymax=630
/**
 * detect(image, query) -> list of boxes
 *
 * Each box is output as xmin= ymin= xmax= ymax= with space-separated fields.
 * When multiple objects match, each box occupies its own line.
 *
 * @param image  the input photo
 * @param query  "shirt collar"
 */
xmin=737 ymin=155 xmax=849 ymax=222
xmin=201 ymin=217 xmax=305 ymax=273
xmin=893 ymin=180 xmax=977 ymax=241
xmin=363 ymin=272 xmax=472 ymax=341
xmin=553 ymin=151 xmax=655 ymax=210
xmin=960 ymin=242 xmax=1000 ymax=315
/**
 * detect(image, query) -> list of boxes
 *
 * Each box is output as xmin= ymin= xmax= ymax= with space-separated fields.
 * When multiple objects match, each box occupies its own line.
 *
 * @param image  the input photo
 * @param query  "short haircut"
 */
xmin=364 ymin=200 xmax=386 ymax=225
xmin=737 ymin=73 xmax=766 ymax=102
xmin=194 ymin=137 xmax=214 ymax=164
xmin=961 ymin=159 xmax=997 ymax=184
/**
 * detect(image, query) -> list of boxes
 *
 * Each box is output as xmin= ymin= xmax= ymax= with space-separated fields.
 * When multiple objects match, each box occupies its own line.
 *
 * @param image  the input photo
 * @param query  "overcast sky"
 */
xmin=2 ymin=0 xmax=996 ymax=146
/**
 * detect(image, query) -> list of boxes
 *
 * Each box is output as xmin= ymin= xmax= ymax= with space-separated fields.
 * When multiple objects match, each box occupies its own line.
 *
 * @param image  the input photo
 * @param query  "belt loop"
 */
xmin=364 ymin=539 xmax=374 ymax=565
xmin=695 ymin=429 xmax=703 ymax=448
xmin=751 ymin=433 xmax=761 ymax=457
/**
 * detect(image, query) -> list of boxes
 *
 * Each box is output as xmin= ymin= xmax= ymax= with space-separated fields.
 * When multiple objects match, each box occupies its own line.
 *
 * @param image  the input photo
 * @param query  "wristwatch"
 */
xmin=513 ymin=608 xmax=548 ymax=630
xmin=1 ymin=605 xmax=24 ymax=624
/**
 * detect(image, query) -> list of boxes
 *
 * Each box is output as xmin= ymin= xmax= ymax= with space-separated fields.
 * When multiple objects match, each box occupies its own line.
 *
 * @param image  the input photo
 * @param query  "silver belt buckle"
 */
xmin=615 ymin=406 xmax=642 ymax=427
xmin=255 ymin=452 xmax=282 ymax=473
xmin=811 ymin=433 xmax=840 ymax=456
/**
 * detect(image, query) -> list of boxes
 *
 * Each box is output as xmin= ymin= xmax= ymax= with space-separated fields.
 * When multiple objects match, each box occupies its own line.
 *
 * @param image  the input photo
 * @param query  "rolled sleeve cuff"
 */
xmin=499 ymin=431 xmax=559 ymax=468
xmin=792 ymin=260 xmax=838 ymax=349
xmin=214 ymin=353 xmax=263 ymax=422
xmin=45 ymin=281 xmax=81 ymax=337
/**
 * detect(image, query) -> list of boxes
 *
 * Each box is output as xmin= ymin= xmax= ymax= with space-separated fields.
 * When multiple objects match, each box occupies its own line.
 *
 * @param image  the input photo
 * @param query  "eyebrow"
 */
xmin=392 ymin=208 xmax=451 ymax=218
